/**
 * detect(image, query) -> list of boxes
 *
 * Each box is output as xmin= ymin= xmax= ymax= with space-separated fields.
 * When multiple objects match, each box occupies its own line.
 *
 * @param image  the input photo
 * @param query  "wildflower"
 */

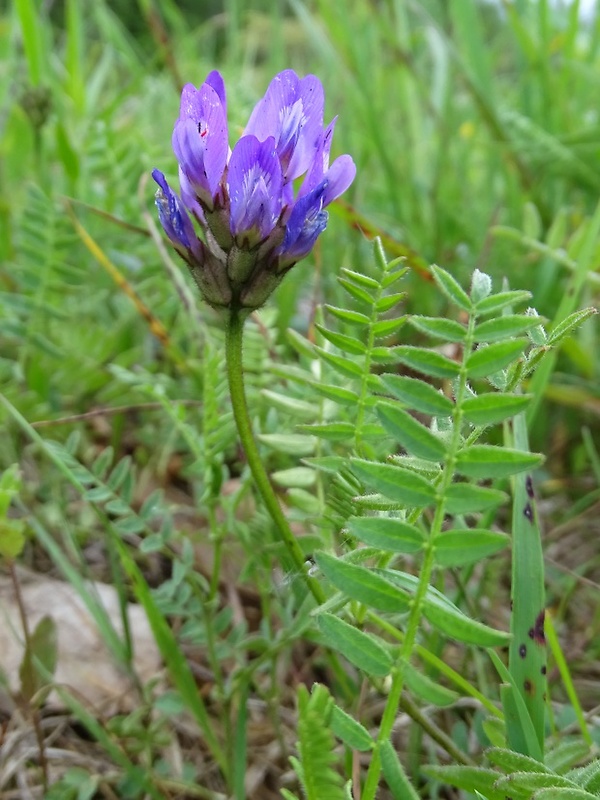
xmin=152 ymin=69 xmax=355 ymax=310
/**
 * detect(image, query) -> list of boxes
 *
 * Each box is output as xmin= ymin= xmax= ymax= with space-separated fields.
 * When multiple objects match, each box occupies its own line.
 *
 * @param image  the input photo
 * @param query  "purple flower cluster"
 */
xmin=152 ymin=70 xmax=355 ymax=310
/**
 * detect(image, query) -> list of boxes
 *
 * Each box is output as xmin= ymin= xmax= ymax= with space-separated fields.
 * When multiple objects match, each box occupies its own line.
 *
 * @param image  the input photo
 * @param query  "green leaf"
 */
xmin=547 ymin=308 xmax=598 ymax=346
xmin=315 ymin=324 xmax=368 ymax=355
xmin=287 ymin=328 xmax=317 ymax=359
xmin=376 ymin=401 xmax=447 ymax=461
xmin=403 ymin=662 xmax=458 ymax=706
xmin=462 ymin=393 xmax=532 ymax=425
xmin=376 ymin=293 xmax=405 ymax=313
xmin=258 ymin=433 xmax=316 ymax=455
xmin=456 ymin=446 xmax=543 ymax=478
xmin=389 ymin=346 xmax=461 ymax=378
xmin=314 ymin=346 xmax=364 ymax=378
xmin=315 ymin=551 xmax=411 ymax=612
xmin=19 ymin=616 xmax=58 ymax=703
xmin=432 ymin=529 xmax=510 ymax=567
xmin=372 ymin=317 xmax=408 ymax=338
xmin=380 ymin=374 xmax=454 ymax=416
xmin=381 ymin=570 xmax=510 ymax=646
xmin=485 ymin=747 xmax=550 ymax=774
xmin=423 ymin=766 xmax=506 ymax=800
xmin=302 ymin=456 xmax=346 ymax=475
xmin=309 ymin=382 xmax=360 ymax=406
xmin=351 ymin=459 xmax=437 ymax=507
xmin=380 ymin=741 xmax=421 ymax=800
xmin=338 ymin=278 xmax=374 ymax=306
xmin=494 ymin=773 xmax=579 ymax=793
xmin=261 ymin=390 xmax=317 ymax=418
xmin=271 ymin=467 xmax=316 ymax=488
xmin=325 ymin=305 xmax=371 ymax=326
xmin=474 ymin=290 xmax=532 ymax=316
xmin=445 ymin=483 xmax=508 ymax=514
xmin=345 ymin=516 xmax=424 ymax=554
xmin=409 ymin=316 xmax=467 ymax=342
xmin=0 ymin=520 xmax=26 ymax=559
xmin=317 ymin=613 xmax=393 ymax=677
xmin=532 ymin=790 xmax=599 ymax=800
xmin=84 ymin=485 xmax=113 ymax=503
xmin=466 ymin=339 xmax=528 ymax=378
xmin=340 ymin=268 xmax=379 ymax=289
xmin=474 ymin=315 xmax=545 ymax=343
xmin=114 ymin=516 xmax=146 ymax=535
xmin=297 ymin=422 xmax=357 ymax=441
xmin=431 ymin=265 xmax=472 ymax=311
xmin=470 ymin=269 xmax=492 ymax=303
xmin=330 ymin=705 xmax=374 ymax=751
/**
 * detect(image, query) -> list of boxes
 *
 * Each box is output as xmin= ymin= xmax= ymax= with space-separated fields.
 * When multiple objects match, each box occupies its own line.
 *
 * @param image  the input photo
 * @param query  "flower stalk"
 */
xmin=225 ymin=309 xmax=326 ymax=604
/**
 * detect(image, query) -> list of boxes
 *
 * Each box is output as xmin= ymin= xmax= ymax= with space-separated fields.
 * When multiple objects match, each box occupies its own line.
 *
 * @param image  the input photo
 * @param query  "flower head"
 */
xmin=153 ymin=69 xmax=355 ymax=310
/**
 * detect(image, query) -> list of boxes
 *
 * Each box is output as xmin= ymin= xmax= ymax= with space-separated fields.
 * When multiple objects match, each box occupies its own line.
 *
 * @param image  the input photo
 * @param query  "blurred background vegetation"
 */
xmin=1 ymin=0 xmax=600 ymax=796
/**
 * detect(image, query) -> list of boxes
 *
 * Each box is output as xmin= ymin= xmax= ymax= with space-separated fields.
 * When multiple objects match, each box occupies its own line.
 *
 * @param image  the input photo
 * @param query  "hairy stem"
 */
xmin=225 ymin=309 xmax=326 ymax=604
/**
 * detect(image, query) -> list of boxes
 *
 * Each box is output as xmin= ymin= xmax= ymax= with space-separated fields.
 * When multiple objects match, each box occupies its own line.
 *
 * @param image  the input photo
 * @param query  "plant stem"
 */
xmin=361 ymin=313 xmax=477 ymax=799
xmin=224 ymin=309 xmax=326 ymax=605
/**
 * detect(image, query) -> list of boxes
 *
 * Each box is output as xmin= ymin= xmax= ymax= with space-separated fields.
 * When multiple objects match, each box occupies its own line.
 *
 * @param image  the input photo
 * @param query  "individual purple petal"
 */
xmin=227 ymin=135 xmax=283 ymax=245
xmin=205 ymin=70 xmax=227 ymax=113
xmin=278 ymin=184 xmax=328 ymax=265
xmin=152 ymin=169 xmax=201 ymax=258
xmin=298 ymin=118 xmax=337 ymax=198
xmin=178 ymin=167 xmax=205 ymax=224
xmin=244 ymin=70 xmax=324 ymax=182
xmin=321 ymin=154 xmax=356 ymax=206
xmin=173 ymin=80 xmax=228 ymax=204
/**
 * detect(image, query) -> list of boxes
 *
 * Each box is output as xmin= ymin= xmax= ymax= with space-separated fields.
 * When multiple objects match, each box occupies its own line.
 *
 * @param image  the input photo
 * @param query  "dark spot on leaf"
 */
xmin=528 ymin=627 xmax=534 ymax=639
xmin=524 ymin=502 xmax=534 ymax=522
xmin=541 ymin=665 xmax=547 ymax=675
xmin=532 ymin=610 xmax=546 ymax=645
xmin=519 ymin=644 xmax=527 ymax=658
xmin=524 ymin=679 xmax=533 ymax=695
xmin=526 ymin=475 xmax=534 ymax=498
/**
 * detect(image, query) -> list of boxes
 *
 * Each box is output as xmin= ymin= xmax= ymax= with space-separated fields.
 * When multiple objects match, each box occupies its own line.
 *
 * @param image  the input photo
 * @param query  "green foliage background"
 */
xmin=1 ymin=0 xmax=600 ymax=798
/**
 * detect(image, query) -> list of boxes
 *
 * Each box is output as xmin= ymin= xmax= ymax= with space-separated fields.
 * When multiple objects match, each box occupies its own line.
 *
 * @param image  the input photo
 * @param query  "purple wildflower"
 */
xmin=153 ymin=69 xmax=355 ymax=310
